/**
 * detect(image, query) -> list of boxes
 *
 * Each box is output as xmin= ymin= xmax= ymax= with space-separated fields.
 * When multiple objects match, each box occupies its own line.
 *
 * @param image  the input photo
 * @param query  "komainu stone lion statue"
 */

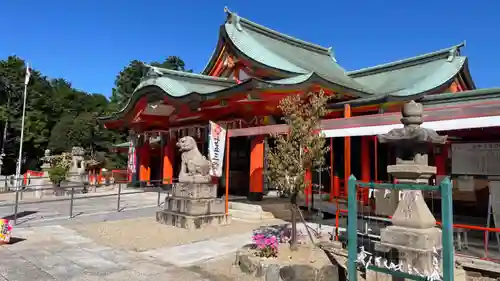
xmin=176 ymin=136 xmax=211 ymax=183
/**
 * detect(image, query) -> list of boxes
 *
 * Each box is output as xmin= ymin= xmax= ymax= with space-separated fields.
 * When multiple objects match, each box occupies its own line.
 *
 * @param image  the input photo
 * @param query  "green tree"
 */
xmin=266 ymin=90 xmax=330 ymax=250
xmin=110 ymin=56 xmax=191 ymax=107
xmin=0 ymin=56 xmax=128 ymax=174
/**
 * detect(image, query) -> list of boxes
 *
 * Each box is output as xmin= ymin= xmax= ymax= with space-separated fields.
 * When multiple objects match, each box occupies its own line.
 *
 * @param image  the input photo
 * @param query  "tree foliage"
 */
xmin=0 ymin=55 xmax=190 ymax=175
xmin=265 ymin=90 xmax=330 ymax=249
xmin=110 ymin=56 xmax=192 ymax=107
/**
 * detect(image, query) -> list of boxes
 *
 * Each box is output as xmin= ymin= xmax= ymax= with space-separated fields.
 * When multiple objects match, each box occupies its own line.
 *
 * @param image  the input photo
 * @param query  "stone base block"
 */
xmin=165 ymin=197 xmax=224 ymax=215
xmin=378 ymin=225 xmax=442 ymax=252
xmin=172 ymin=183 xmax=217 ymax=198
xmin=156 ymin=210 xmax=230 ymax=229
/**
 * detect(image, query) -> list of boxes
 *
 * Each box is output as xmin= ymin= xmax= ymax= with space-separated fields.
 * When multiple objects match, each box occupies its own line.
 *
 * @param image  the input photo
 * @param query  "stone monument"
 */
xmin=67 ymin=147 xmax=86 ymax=182
xmin=374 ymin=101 xmax=465 ymax=280
xmin=59 ymin=147 xmax=87 ymax=195
xmin=35 ymin=149 xmax=56 ymax=197
xmin=156 ymin=136 xmax=230 ymax=229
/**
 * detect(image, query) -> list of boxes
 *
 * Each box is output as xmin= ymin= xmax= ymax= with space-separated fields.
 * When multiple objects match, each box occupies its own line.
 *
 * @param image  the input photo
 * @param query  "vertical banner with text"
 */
xmin=208 ymin=121 xmax=227 ymax=177
xmin=127 ymin=140 xmax=136 ymax=181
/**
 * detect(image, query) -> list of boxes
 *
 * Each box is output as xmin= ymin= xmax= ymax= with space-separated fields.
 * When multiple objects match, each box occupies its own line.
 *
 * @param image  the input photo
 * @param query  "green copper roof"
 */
xmin=203 ymin=7 xmax=374 ymax=96
xmin=99 ymin=65 xmax=367 ymax=122
xmin=101 ymin=8 xmax=479 ymax=124
xmin=348 ymin=43 xmax=469 ymax=96
xmin=136 ymin=65 xmax=237 ymax=98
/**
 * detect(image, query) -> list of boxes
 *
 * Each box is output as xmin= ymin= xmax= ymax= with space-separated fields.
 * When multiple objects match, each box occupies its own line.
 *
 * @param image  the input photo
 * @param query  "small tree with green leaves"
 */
xmin=266 ymin=90 xmax=330 ymax=250
xmin=48 ymin=152 xmax=72 ymax=186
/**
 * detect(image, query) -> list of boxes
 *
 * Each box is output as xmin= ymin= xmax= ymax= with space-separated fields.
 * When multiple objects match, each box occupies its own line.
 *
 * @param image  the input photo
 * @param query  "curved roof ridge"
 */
xmin=143 ymin=64 xmax=236 ymax=84
xmin=348 ymin=42 xmax=466 ymax=77
xmin=224 ymin=7 xmax=332 ymax=56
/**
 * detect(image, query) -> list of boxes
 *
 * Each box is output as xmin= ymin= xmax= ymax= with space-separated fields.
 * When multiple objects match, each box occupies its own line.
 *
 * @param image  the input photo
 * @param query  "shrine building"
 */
xmin=100 ymin=8 xmax=500 ymax=214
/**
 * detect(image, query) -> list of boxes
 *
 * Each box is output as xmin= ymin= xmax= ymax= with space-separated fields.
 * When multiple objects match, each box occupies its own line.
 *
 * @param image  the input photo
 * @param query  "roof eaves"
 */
xmin=348 ymin=42 xmax=466 ymax=78
xmin=459 ymin=59 xmax=476 ymax=90
xmin=98 ymin=79 xmax=257 ymax=122
xmin=419 ymin=87 xmax=500 ymax=105
xmin=327 ymin=94 xmax=389 ymax=110
xmin=201 ymin=25 xmax=227 ymax=75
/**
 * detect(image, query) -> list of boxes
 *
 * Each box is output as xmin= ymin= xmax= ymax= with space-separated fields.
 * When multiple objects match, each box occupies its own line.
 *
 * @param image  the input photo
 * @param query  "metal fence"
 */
xmin=0 ymin=176 xmax=173 ymax=225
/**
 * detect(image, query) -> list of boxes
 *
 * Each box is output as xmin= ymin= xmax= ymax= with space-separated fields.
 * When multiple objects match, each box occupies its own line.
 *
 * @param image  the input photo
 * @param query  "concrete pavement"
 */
xmin=0 ymin=189 xmax=162 ymax=226
xmin=0 ymin=225 xmax=218 ymax=281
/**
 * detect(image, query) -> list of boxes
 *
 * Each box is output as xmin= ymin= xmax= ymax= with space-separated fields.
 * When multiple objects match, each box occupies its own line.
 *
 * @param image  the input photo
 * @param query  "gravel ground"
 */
xmin=69 ymin=217 xmax=287 ymax=252
xmin=189 ymin=255 xmax=258 ymax=281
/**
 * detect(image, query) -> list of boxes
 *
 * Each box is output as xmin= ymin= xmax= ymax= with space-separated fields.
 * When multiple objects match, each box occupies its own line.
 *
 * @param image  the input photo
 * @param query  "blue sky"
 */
xmin=1 ymin=0 xmax=498 ymax=97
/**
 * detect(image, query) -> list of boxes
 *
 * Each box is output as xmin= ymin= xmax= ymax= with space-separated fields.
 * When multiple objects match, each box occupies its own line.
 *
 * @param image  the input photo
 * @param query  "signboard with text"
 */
xmin=208 ymin=121 xmax=227 ymax=177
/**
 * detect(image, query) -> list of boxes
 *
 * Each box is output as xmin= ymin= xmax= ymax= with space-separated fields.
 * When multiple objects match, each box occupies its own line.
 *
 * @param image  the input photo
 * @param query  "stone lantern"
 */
xmin=376 ymin=100 xmax=447 ymax=275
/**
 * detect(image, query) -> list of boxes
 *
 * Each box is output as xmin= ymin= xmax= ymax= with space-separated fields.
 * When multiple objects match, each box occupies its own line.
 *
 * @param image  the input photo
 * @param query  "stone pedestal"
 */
xmin=156 ymin=182 xmax=230 ymax=229
xmin=377 ymin=225 xmax=442 ymax=273
xmin=374 ymin=189 xmax=400 ymax=217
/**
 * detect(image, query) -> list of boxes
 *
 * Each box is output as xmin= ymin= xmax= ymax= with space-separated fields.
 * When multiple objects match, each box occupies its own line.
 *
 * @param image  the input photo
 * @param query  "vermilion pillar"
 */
xmin=162 ymin=139 xmax=175 ymax=184
xmin=249 ymin=135 xmax=264 ymax=201
xmin=139 ymin=139 xmax=150 ymax=185
xmin=436 ymin=142 xmax=449 ymax=184
xmin=344 ymin=104 xmax=351 ymax=196
xmin=361 ymin=136 xmax=371 ymax=204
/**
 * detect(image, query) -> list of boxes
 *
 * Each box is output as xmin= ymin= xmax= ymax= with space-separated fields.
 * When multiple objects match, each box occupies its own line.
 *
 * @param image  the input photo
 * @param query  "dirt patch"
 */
xmin=69 ymin=217 xmax=287 ymax=252
xmin=258 ymin=243 xmax=331 ymax=269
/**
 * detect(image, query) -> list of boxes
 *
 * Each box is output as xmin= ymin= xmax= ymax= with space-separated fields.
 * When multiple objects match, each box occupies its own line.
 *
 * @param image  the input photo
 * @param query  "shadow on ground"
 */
xmin=1 ymin=210 xmax=37 ymax=220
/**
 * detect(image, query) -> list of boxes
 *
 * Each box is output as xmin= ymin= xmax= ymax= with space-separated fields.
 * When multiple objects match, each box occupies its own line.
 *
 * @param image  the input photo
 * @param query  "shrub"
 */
xmin=48 ymin=166 xmax=68 ymax=186
xmin=252 ymin=233 xmax=278 ymax=258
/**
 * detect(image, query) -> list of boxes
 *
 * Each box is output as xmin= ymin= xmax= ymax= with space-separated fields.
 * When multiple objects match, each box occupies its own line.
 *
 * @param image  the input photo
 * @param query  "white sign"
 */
xmin=452 ymin=142 xmax=500 ymax=176
xmin=127 ymin=141 xmax=136 ymax=176
xmin=357 ymin=246 xmax=442 ymax=281
xmin=208 ymin=121 xmax=227 ymax=177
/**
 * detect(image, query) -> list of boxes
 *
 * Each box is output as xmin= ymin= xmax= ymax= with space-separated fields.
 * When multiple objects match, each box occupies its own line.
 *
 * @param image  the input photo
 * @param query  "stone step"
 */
xmin=227 ymin=202 xmax=277 ymax=221
xmin=228 ymin=209 xmax=275 ymax=221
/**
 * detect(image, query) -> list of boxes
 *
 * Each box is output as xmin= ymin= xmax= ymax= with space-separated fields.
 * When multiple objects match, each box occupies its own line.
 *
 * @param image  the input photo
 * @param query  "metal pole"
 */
xmin=13 ymin=188 xmax=19 ymax=225
xmin=14 ymin=65 xmax=29 ymax=197
xmin=347 ymin=175 xmax=358 ymax=281
xmin=117 ymin=183 xmax=122 ymax=212
xmin=69 ymin=185 xmax=75 ymax=218
xmin=440 ymin=177 xmax=454 ymax=281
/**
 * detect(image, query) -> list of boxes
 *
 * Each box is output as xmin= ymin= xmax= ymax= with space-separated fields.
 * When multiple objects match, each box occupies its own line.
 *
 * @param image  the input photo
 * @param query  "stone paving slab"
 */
xmin=142 ymin=232 xmax=254 ymax=267
xmin=0 ymin=225 xmax=213 ymax=281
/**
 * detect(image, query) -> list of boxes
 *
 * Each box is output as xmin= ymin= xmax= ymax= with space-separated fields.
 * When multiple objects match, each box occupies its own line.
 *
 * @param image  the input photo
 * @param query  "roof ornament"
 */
xmin=328 ymin=47 xmax=337 ymax=62
xmin=224 ymin=6 xmax=242 ymax=32
xmin=143 ymin=63 xmax=163 ymax=78
xmin=447 ymin=48 xmax=458 ymax=62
